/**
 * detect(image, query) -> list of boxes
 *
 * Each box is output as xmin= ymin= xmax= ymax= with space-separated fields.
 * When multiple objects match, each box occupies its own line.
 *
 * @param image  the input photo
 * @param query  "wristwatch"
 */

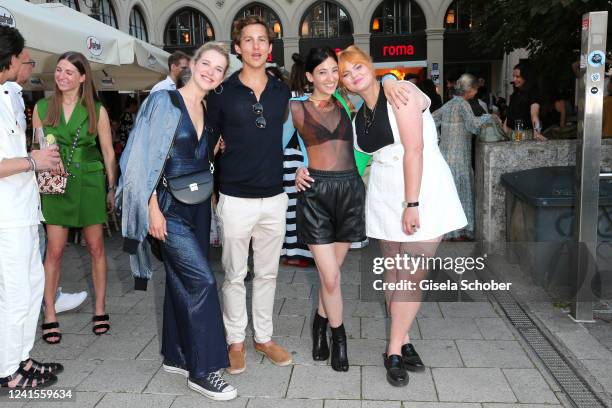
xmin=402 ymin=201 xmax=419 ymax=208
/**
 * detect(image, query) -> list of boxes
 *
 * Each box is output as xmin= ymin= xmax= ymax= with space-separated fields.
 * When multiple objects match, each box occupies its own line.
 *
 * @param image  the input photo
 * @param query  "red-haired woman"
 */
xmin=33 ymin=51 xmax=117 ymax=344
xmin=337 ymin=46 xmax=466 ymax=387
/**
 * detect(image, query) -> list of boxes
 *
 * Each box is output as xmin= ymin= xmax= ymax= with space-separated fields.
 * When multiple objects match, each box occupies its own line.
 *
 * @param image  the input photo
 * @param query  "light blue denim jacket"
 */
xmin=116 ymin=90 xmax=181 ymax=290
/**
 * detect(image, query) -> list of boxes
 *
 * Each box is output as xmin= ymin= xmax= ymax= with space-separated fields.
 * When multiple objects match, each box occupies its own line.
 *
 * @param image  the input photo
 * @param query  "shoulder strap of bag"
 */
xmin=64 ymin=123 xmax=84 ymax=172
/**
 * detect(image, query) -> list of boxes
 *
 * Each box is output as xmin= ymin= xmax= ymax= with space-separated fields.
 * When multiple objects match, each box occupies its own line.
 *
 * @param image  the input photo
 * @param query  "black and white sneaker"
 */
xmin=162 ymin=360 xmax=188 ymax=378
xmin=188 ymin=371 xmax=237 ymax=401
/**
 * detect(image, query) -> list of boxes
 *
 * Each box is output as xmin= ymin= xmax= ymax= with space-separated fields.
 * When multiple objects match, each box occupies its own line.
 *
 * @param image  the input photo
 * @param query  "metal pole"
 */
xmin=570 ymin=11 xmax=607 ymax=322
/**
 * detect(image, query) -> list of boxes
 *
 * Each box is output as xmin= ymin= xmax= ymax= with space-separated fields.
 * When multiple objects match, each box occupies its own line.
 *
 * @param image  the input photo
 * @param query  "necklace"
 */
xmin=308 ymin=96 xmax=333 ymax=109
xmin=363 ymin=102 xmax=377 ymax=134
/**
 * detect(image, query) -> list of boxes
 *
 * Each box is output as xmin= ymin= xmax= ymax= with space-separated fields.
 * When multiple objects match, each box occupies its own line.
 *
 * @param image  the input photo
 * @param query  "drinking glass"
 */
xmin=514 ymin=120 xmax=524 ymax=142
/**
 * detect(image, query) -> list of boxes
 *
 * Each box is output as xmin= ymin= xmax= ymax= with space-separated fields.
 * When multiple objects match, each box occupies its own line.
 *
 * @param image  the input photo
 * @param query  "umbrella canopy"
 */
xmin=0 ymin=0 xmax=121 ymax=83
xmin=39 ymin=3 xmax=169 ymax=91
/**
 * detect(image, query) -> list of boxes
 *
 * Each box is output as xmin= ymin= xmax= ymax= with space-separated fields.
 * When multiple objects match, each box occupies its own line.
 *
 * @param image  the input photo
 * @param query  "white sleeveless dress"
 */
xmin=354 ymin=83 xmax=467 ymax=242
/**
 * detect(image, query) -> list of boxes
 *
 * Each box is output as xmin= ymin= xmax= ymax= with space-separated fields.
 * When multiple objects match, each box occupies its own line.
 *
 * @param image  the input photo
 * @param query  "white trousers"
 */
xmin=0 ymin=225 xmax=44 ymax=377
xmin=218 ymin=192 xmax=288 ymax=344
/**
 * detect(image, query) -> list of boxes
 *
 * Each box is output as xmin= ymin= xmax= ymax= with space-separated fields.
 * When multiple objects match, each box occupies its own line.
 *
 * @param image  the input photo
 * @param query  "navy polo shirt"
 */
xmin=207 ymin=71 xmax=291 ymax=198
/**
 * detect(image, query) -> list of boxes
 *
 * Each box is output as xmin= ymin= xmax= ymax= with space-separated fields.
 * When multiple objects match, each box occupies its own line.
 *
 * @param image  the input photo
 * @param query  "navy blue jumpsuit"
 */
xmin=157 ymin=90 xmax=229 ymax=378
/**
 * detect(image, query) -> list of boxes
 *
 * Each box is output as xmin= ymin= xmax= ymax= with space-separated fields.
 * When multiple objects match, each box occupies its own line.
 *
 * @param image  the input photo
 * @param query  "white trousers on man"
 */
xmin=218 ymin=192 xmax=288 ymax=345
xmin=0 ymin=225 xmax=44 ymax=377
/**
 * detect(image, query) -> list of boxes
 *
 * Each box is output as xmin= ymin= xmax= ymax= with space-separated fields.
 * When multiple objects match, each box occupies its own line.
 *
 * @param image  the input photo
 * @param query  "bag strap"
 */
xmin=64 ymin=122 xmax=84 ymax=173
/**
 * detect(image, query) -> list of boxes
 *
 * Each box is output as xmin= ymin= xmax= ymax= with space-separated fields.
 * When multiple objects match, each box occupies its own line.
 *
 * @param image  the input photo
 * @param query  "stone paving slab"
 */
xmin=410 ymin=340 xmax=463 ymax=368
xmin=223 ymin=362 xmax=292 ymax=398
xmin=287 ymin=365 xmax=360 ymax=399
xmin=475 ymin=317 xmax=516 ymax=340
xmin=95 ymin=393 xmax=175 ymax=408
xmin=455 ymin=340 xmax=534 ymax=368
xmin=432 ymin=368 xmax=517 ymax=403
xmin=502 ymin=369 xmax=559 ymax=404
xmin=418 ymin=318 xmax=484 ymax=340
xmin=248 ymin=398 xmax=323 ymax=408
xmin=76 ymin=360 xmax=161 ymax=393
xmin=326 ymin=401 xmax=402 ymax=408
xmin=169 ymin=396 xmax=248 ymax=407
xmin=402 ymin=404 xmax=481 ymax=408
xmin=439 ymin=302 xmax=499 ymax=318
xmin=23 ymin=391 xmax=103 ymax=408
xmin=360 ymin=317 xmax=421 ymax=340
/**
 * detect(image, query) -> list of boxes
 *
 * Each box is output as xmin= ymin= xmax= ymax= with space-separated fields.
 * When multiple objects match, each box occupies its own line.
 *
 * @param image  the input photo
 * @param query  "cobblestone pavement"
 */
xmin=0 ymin=236 xmax=580 ymax=407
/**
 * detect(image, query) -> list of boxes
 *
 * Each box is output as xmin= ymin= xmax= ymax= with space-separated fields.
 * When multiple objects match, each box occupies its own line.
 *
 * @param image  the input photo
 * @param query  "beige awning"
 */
xmin=1 ymin=0 xmax=121 ymax=85
xmin=39 ymin=3 xmax=169 ymax=91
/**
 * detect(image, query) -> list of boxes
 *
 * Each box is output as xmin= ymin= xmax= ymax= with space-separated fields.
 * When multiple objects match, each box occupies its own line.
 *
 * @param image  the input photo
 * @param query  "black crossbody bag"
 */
xmin=162 ymin=91 xmax=215 ymax=205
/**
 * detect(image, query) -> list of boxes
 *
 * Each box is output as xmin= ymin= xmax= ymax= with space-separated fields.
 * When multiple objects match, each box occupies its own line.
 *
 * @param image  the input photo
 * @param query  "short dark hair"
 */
xmin=0 ymin=26 xmax=25 ymax=72
xmin=232 ymin=15 xmax=273 ymax=47
xmin=304 ymin=46 xmax=337 ymax=74
xmin=167 ymin=51 xmax=189 ymax=71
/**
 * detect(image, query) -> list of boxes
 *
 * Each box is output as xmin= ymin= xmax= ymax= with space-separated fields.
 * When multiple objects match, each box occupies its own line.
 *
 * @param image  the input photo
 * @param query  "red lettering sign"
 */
xmin=382 ymin=44 xmax=415 ymax=57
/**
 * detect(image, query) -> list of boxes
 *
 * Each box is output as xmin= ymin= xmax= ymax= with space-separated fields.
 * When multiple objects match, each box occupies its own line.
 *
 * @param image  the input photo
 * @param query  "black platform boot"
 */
xmin=330 ymin=324 xmax=349 ymax=372
xmin=312 ymin=311 xmax=330 ymax=361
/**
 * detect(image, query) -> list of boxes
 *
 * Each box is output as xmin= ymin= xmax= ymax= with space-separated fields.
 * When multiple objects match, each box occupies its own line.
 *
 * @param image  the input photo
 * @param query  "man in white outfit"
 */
xmin=4 ymin=50 xmax=87 ymax=314
xmin=0 ymin=26 xmax=63 ymax=389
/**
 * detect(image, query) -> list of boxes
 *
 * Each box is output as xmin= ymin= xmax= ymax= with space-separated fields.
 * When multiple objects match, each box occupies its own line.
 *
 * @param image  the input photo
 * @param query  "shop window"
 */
xmin=90 ymin=0 xmax=118 ymax=28
xmin=235 ymin=3 xmax=282 ymax=39
xmin=370 ymin=0 xmax=426 ymax=35
xmin=300 ymin=1 xmax=352 ymax=38
xmin=47 ymin=0 xmax=80 ymax=11
xmin=129 ymin=7 xmax=148 ymax=42
xmin=444 ymin=0 xmax=472 ymax=31
xmin=164 ymin=8 xmax=214 ymax=49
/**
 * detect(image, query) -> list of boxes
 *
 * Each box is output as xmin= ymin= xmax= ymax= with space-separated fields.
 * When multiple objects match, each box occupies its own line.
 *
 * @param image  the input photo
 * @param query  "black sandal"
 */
xmin=20 ymin=359 xmax=64 ymax=375
xmin=92 ymin=314 xmax=110 ymax=335
xmin=41 ymin=321 xmax=62 ymax=344
xmin=0 ymin=366 xmax=57 ymax=389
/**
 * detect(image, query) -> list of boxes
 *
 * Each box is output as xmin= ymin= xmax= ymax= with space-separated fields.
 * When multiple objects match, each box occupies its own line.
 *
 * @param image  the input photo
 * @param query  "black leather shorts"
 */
xmin=297 ymin=168 xmax=366 ymax=245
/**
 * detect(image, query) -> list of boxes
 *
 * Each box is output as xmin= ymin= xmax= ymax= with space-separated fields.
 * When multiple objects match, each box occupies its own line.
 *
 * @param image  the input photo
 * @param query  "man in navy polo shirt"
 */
xmin=207 ymin=16 xmax=292 ymax=375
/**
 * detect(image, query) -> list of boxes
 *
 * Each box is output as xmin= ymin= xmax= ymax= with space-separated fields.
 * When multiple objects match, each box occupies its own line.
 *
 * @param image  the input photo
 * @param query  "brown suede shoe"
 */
xmin=226 ymin=345 xmax=246 ymax=375
xmin=254 ymin=341 xmax=292 ymax=366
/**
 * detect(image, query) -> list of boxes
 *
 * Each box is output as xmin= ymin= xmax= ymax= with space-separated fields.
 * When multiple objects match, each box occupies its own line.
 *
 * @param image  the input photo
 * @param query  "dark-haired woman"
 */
xmin=505 ymin=62 xmax=546 ymax=141
xmin=285 ymin=47 xmax=411 ymax=372
xmin=33 ymin=51 xmax=117 ymax=344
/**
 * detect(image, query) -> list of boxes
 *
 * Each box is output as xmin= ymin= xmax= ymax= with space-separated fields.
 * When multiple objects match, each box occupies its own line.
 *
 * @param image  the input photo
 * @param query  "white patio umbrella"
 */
xmin=35 ymin=3 xmax=169 ymax=91
xmin=0 ymin=0 xmax=121 ymax=88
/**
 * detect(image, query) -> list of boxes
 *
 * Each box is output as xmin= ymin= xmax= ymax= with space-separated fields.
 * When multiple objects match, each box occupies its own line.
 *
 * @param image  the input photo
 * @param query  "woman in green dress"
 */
xmin=32 ymin=52 xmax=117 ymax=343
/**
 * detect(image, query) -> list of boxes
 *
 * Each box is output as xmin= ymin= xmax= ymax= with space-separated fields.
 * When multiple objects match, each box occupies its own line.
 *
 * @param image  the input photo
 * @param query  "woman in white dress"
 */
xmin=337 ymin=46 xmax=466 ymax=387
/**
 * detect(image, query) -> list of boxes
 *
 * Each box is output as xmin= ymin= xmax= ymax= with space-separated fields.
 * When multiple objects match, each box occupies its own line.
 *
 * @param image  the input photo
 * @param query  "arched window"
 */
xmin=90 ymin=0 xmax=118 ymax=28
xmin=235 ymin=3 xmax=282 ymax=39
xmin=164 ymin=8 xmax=215 ymax=50
xmin=129 ymin=7 xmax=149 ymax=42
xmin=370 ymin=0 xmax=426 ymax=35
xmin=300 ymin=1 xmax=352 ymax=38
xmin=47 ymin=0 xmax=79 ymax=11
xmin=444 ymin=0 xmax=472 ymax=31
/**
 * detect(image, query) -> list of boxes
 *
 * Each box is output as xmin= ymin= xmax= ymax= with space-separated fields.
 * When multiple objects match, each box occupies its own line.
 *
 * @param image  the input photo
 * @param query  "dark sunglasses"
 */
xmin=252 ymin=102 xmax=266 ymax=129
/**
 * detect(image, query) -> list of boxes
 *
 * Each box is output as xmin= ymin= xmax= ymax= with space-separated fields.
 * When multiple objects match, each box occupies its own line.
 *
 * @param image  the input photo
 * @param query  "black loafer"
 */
xmin=383 ymin=353 xmax=409 ymax=387
xmin=401 ymin=343 xmax=425 ymax=372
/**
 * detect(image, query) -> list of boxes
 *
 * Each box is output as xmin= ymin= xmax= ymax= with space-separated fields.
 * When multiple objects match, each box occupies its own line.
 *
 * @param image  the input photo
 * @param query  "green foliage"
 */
xmin=470 ymin=0 xmax=611 ymax=89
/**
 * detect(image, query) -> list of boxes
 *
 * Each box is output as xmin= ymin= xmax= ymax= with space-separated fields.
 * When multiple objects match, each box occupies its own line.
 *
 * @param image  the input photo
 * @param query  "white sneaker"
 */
xmin=187 ymin=371 xmax=237 ymax=401
xmin=54 ymin=287 xmax=87 ymax=313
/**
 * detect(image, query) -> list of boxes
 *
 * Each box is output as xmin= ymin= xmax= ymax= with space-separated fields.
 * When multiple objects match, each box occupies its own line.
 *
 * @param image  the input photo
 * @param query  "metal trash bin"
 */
xmin=501 ymin=166 xmax=612 ymax=291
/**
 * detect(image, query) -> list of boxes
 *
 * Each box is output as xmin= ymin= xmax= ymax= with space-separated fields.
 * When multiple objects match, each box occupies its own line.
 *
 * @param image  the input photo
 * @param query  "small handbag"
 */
xmin=37 ymin=124 xmax=82 ymax=194
xmin=479 ymin=118 xmax=508 ymax=143
xmin=162 ymin=167 xmax=214 ymax=205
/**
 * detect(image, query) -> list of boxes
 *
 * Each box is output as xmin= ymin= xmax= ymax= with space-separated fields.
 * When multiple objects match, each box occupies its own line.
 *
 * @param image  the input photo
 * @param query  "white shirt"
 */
xmin=4 ymin=82 xmax=26 ymax=132
xmin=0 ymin=83 xmax=40 ymax=228
xmin=150 ymin=76 xmax=176 ymax=93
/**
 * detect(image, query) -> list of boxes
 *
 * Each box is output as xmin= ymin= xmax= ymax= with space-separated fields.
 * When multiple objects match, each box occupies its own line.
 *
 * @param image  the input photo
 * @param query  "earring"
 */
xmin=214 ymin=84 xmax=223 ymax=95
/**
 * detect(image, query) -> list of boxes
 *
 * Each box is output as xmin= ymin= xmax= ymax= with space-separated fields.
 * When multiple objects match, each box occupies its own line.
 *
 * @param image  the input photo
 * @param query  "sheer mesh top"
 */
xmin=289 ymin=98 xmax=355 ymax=171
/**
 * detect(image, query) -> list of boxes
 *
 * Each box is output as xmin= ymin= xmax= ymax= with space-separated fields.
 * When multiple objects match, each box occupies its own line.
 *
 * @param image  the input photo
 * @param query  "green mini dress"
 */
xmin=36 ymin=99 xmax=107 ymax=228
